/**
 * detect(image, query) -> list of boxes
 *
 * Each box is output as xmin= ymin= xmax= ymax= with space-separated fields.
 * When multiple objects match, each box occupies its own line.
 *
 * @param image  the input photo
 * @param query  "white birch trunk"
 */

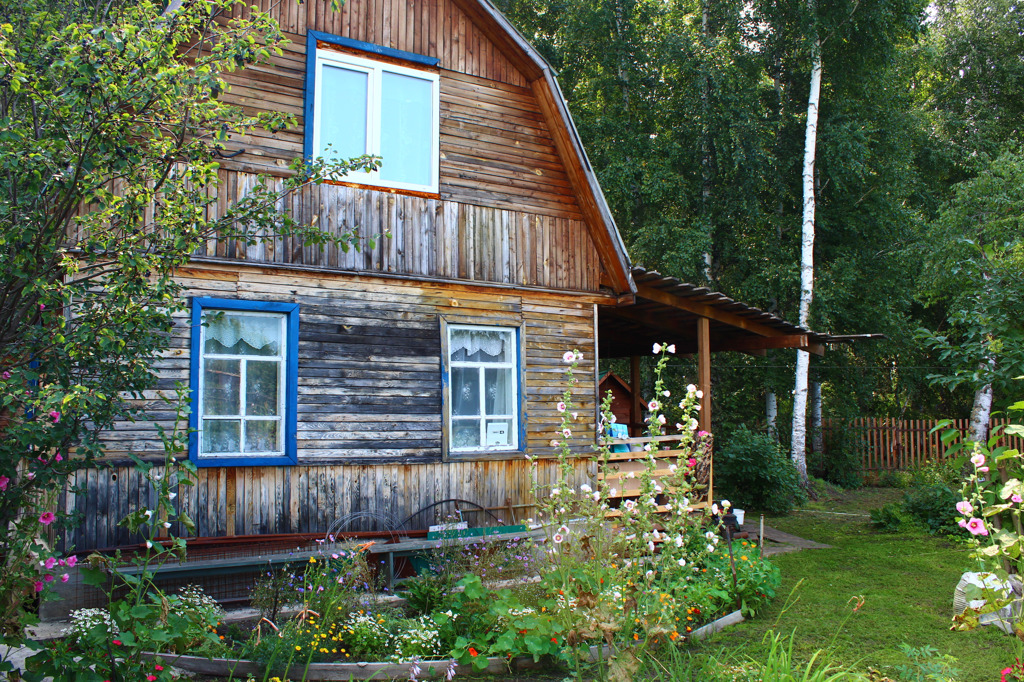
xmin=790 ymin=25 xmax=822 ymax=485
xmin=969 ymin=357 xmax=995 ymax=443
xmin=766 ymin=391 xmax=778 ymax=440
xmin=810 ymin=381 xmax=823 ymax=454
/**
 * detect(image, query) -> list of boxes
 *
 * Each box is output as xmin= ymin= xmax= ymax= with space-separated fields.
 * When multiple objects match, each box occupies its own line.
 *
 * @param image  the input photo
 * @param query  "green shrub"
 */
xmin=877 ymin=469 xmax=913 ymax=488
xmin=715 ymin=425 xmax=806 ymax=515
xmin=902 ymin=483 xmax=963 ymax=535
xmin=869 ymin=501 xmax=913 ymax=531
xmin=809 ymin=447 xmax=863 ymax=489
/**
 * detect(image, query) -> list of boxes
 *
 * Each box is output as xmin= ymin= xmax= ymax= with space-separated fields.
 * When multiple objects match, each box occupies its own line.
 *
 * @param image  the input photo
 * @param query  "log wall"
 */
xmin=60 ymin=263 xmax=599 ymax=550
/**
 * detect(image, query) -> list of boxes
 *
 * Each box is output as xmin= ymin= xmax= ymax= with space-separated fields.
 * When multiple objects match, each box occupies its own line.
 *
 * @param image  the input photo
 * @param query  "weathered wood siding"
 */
xmin=195 ymin=180 xmax=602 ymax=291
xmin=61 ymin=263 xmax=599 ymax=550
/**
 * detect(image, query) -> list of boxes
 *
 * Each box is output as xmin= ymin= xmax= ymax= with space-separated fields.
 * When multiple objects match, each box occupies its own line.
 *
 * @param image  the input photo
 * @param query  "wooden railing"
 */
xmin=601 ymin=434 xmax=713 ymax=516
xmin=820 ymin=418 xmax=1024 ymax=472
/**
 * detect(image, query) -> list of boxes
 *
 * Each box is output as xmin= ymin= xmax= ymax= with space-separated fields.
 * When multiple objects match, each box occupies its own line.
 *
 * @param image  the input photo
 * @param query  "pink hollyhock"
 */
xmin=60 ymin=574 xmax=69 ymax=583
xmin=66 ymin=555 xmax=77 ymax=568
xmin=48 ymin=411 xmax=60 ymax=423
xmin=956 ymin=500 xmax=973 ymax=515
xmin=979 ymin=466 xmax=990 ymax=473
xmin=147 ymin=676 xmax=157 ymax=681
xmin=55 ymin=453 xmax=63 ymax=462
xmin=556 ymin=402 xmax=566 ymax=413
xmin=38 ymin=303 xmax=45 ymax=311
xmin=561 ymin=428 xmax=572 ymax=438
xmin=43 ymin=574 xmax=54 ymax=583
xmin=1 ymin=371 xmax=9 ymax=379
xmin=648 ymin=400 xmax=659 ymax=411
xmin=112 ymin=640 xmax=122 ymax=646
xmin=44 ymin=557 xmax=56 ymax=570
xmin=1013 ymin=494 xmax=1023 ymax=504
xmin=38 ymin=511 xmax=55 ymax=525
xmin=0 ymin=476 xmax=8 ymax=491
xmin=958 ymin=518 xmax=968 ymax=528
xmin=1002 ymin=668 xmax=1012 ymax=682
xmin=971 ymin=453 xmax=986 ymax=467
xmin=562 ymin=351 xmax=575 ymax=363
xmin=966 ymin=517 xmax=989 ymax=536
xmin=33 ymin=581 xmax=43 ymax=592
xmin=154 ymin=665 xmax=164 ymax=671
xmin=687 ymin=458 xmax=697 ymax=468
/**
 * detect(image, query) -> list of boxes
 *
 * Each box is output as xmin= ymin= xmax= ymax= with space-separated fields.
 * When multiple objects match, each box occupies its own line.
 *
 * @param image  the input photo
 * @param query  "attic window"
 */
xmin=307 ymin=38 xmax=440 ymax=194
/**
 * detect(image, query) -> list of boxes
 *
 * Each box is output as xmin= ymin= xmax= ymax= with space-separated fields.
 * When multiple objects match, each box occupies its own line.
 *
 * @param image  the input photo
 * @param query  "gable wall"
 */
xmin=201 ymin=0 xmax=605 ymax=292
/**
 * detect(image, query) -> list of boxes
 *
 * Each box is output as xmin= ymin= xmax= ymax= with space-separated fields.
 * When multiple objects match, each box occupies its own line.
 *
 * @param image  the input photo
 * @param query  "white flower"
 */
xmin=558 ymin=524 xmax=571 ymax=535
xmin=705 ymin=531 xmax=716 ymax=540
xmin=648 ymin=400 xmax=660 ymax=411
xmin=562 ymin=428 xmax=572 ymax=438
xmin=654 ymin=484 xmax=663 ymax=493
xmin=695 ymin=390 xmax=704 ymax=399
xmin=144 ymin=510 xmax=153 ymax=518
xmin=689 ymin=418 xmax=699 ymax=431
xmin=675 ymin=423 xmax=685 ymax=431
xmin=563 ymin=351 xmax=576 ymax=363
xmin=574 ymin=351 xmax=584 ymax=361
xmin=168 ymin=492 xmax=177 ymax=500
xmin=686 ymin=384 xmax=697 ymax=394
xmin=645 ymin=570 xmax=655 ymax=579
xmin=571 ymin=412 xmax=578 ymax=420
xmin=551 ymin=487 xmax=560 ymax=497
xmin=662 ymin=390 xmax=671 ymax=397
xmin=626 ymin=471 xmax=636 ymax=479
xmin=592 ymin=491 xmax=601 ymax=502
xmin=162 ymin=522 xmax=171 ymax=529
xmin=643 ymin=444 xmax=652 ymax=451
xmin=674 ymin=536 xmax=684 ymax=548
xmin=706 ymin=544 xmax=715 ymax=553
xmin=711 ymin=503 xmax=720 ymax=515
xmin=721 ymin=499 xmax=731 ymax=509
xmin=677 ymin=558 xmax=687 ymax=567
xmin=580 ymin=483 xmax=592 ymax=493
xmin=666 ymin=344 xmax=676 ymax=354
xmin=552 ymin=532 xmax=565 ymax=544
xmin=694 ymin=404 xmax=702 ymax=411
xmin=145 ymin=541 xmax=153 ymax=549
xmin=609 ymin=488 xmax=618 ymax=496
xmin=668 ymin=464 xmax=678 ymax=473
xmin=648 ymin=540 xmax=655 ymax=552
xmin=557 ymin=401 xmax=566 ymax=412
xmin=657 ymin=415 xmax=667 ymax=425
xmin=624 ymin=500 xmax=636 ymax=510
xmin=653 ymin=343 xmax=663 ymax=354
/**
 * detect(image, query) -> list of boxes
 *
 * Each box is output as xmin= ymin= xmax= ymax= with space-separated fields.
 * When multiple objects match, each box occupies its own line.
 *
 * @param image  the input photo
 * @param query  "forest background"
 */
xmin=492 ymin=0 xmax=1024 ymax=461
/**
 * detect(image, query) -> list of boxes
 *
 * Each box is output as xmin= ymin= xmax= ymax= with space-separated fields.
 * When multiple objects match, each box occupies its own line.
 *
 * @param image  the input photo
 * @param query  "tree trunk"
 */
xmin=766 ymin=391 xmax=778 ymax=440
xmin=969 ymin=382 xmax=994 ymax=443
xmin=790 ymin=19 xmax=822 ymax=486
xmin=810 ymin=381 xmax=823 ymax=454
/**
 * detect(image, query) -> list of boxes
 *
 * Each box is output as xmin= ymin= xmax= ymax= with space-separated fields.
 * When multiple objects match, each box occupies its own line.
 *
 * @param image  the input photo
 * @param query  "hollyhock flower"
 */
xmin=562 ymin=428 xmax=572 ymax=438
xmin=657 ymin=415 xmax=667 ymax=425
xmin=956 ymin=500 xmax=973 ymax=516
xmin=687 ymin=458 xmax=697 ymax=467
xmin=653 ymin=343 xmax=662 ymax=354
xmin=979 ymin=466 xmax=990 ymax=473
xmin=648 ymin=400 xmax=659 ymax=411
xmin=556 ymin=401 xmax=566 ymax=412
xmin=38 ymin=303 xmax=45 ymax=311
xmin=721 ymin=499 xmax=731 ymax=509
xmin=55 ymin=453 xmax=63 ymax=462
xmin=66 ymin=555 xmax=77 ymax=568
xmin=689 ymin=419 xmax=699 ymax=431
xmin=1013 ymin=494 xmax=1023 ymax=504
xmin=44 ymin=574 xmax=54 ymax=583
xmin=61 ymin=574 xmax=69 ymax=583
xmin=154 ymin=666 xmax=164 ymax=672
xmin=675 ymin=422 xmax=685 ymax=431
xmin=26 ymin=472 xmax=34 ymax=480
xmin=592 ymin=491 xmax=601 ymax=502
xmin=145 ymin=541 xmax=153 ymax=549
xmin=624 ymin=500 xmax=635 ymax=510
xmin=38 ymin=511 xmax=55 ymax=525
xmin=971 ymin=453 xmax=986 ymax=468
xmin=113 ymin=640 xmax=122 ymax=646
xmin=966 ymin=518 xmax=988 ymax=536
xmin=552 ymin=533 xmax=564 ymax=544
xmin=34 ymin=581 xmax=43 ymax=592
xmin=666 ymin=344 xmax=676 ymax=354
xmin=711 ymin=504 xmax=720 ymax=515
xmin=686 ymin=384 xmax=697 ymax=394
xmin=550 ymin=487 xmax=560 ymax=497
xmin=44 ymin=557 xmax=56 ymax=570
xmin=958 ymin=519 xmax=968 ymax=528
xmin=1 ymin=371 xmax=9 ymax=379
xmin=0 ymin=476 xmax=8 ymax=491
xmin=695 ymin=390 xmax=704 ymax=399
xmin=147 ymin=676 xmax=157 ymax=681
xmin=694 ymin=404 xmax=702 ymax=411
xmin=706 ymin=544 xmax=715 ymax=553
xmin=48 ymin=411 xmax=60 ymax=423
xmin=571 ymin=412 xmax=578 ymax=420
xmin=677 ymin=558 xmax=687 ymax=567
xmin=562 ymin=351 xmax=575 ymax=363
xmin=580 ymin=483 xmax=592 ymax=493
xmin=574 ymin=351 xmax=583 ymax=361
xmin=648 ymin=540 xmax=655 ymax=552
xmin=662 ymin=390 xmax=671 ymax=397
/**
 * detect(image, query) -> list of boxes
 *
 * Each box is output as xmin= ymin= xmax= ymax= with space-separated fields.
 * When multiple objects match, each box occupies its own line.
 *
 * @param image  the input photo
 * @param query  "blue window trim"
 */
xmin=189 ymin=298 xmax=299 ymax=468
xmin=304 ymin=31 xmax=439 ymax=162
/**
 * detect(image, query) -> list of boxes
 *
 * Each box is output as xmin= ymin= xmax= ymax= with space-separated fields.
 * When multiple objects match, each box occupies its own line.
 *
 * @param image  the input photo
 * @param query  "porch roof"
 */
xmin=598 ymin=267 xmax=880 ymax=359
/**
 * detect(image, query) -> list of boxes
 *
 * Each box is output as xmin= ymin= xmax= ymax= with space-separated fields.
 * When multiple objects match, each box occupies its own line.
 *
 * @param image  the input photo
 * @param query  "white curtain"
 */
xmin=450 ymin=329 xmax=506 ymax=358
xmin=206 ymin=314 xmax=280 ymax=352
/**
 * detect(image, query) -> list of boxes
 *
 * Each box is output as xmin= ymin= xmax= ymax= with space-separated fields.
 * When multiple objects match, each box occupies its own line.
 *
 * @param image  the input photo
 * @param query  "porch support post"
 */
xmin=697 ymin=317 xmax=712 ymax=433
xmin=630 ymin=355 xmax=641 ymax=437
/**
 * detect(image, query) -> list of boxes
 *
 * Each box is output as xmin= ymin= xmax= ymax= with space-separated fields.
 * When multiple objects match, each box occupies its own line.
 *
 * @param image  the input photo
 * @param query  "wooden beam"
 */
xmin=697 ymin=318 xmax=711 ymax=433
xmin=630 ymin=355 xmax=642 ymax=438
xmin=712 ymin=334 xmax=824 ymax=356
xmin=636 ymin=284 xmax=787 ymax=337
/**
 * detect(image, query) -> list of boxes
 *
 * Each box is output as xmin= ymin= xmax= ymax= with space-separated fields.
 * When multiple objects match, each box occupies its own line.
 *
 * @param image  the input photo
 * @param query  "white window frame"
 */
xmin=446 ymin=324 xmax=520 ymax=454
xmin=197 ymin=310 xmax=288 ymax=459
xmin=312 ymin=49 xmax=441 ymax=193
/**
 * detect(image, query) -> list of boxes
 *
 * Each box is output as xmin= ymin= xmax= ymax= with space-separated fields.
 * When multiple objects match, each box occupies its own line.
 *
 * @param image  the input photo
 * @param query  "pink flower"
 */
xmin=1 ymin=371 xmax=9 ymax=379
xmin=979 ymin=466 xmax=990 ymax=473
xmin=966 ymin=517 xmax=989 ymax=536
xmin=971 ymin=453 xmax=986 ymax=468
xmin=556 ymin=402 xmax=566 ymax=413
xmin=66 ymin=555 xmax=77 ymax=568
xmin=562 ymin=351 xmax=575 ymax=363
xmin=0 ymin=476 xmax=8 ymax=491
xmin=33 ymin=581 xmax=43 ymax=592
xmin=1013 ymin=494 xmax=1023 ymax=504
xmin=648 ymin=400 xmax=659 ymax=411
xmin=38 ymin=303 xmax=45 ymax=311
xmin=43 ymin=574 xmax=54 ymax=583
xmin=38 ymin=511 xmax=55 ymax=525
xmin=48 ymin=411 xmax=60 ymax=424
xmin=958 ymin=518 xmax=968 ymax=528
xmin=154 ymin=665 xmax=164 ymax=672
xmin=55 ymin=453 xmax=63 ymax=462
xmin=687 ymin=458 xmax=697 ymax=468
xmin=113 ymin=640 xmax=122 ymax=646
xmin=562 ymin=428 xmax=572 ymax=438
xmin=44 ymin=557 xmax=56 ymax=570
xmin=1002 ymin=668 xmax=1013 ymax=682
xmin=60 ymin=574 xmax=69 ymax=583
xmin=956 ymin=500 xmax=973 ymax=516
xmin=147 ymin=676 xmax=157 ymax=681
xmin=552 ymin=533 xmax=564 ymax=544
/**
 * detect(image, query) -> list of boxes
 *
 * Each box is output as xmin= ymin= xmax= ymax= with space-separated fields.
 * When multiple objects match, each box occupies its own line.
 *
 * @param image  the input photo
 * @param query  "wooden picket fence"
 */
xmin=820 ymin=418 xmax=1024 ymax=472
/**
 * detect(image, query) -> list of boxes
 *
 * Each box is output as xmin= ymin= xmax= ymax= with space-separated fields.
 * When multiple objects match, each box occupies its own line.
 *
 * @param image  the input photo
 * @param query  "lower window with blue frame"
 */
xmin=189 ymin=298 xmax=299 ymax=467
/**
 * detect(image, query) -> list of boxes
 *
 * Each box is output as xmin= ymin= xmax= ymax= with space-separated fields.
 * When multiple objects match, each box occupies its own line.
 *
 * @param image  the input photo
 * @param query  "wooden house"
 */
xmin=58 ymin=0 xmax=844 ymax=559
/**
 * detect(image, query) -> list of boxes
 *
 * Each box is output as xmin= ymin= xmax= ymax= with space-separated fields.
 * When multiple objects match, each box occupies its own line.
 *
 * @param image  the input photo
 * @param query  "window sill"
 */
xmin=322 ymin=178 xmax=441 ymax=200
xmin=193 ymin=455 xmax=297 ymax=468
xmin=446 ymin=449 xmax=526 ymax=462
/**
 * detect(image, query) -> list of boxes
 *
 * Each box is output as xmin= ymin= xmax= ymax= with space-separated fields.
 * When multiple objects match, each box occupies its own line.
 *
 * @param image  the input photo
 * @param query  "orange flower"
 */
xmin=468 ymin=647 xmax=478 ymax=657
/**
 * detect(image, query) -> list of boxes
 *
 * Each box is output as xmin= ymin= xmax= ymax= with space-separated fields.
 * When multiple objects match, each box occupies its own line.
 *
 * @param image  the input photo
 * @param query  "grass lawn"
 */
xmin=699 ymin=487 xmax=1017 ymax=681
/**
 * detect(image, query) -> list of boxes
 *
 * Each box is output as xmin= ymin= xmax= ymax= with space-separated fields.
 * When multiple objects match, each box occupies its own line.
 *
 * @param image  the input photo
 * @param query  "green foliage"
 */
xmin=902 ymin=483 xmax=963 ymax=536
xmin=895 ymin=643 xmax=961 ymax=682
xmin=809 ymin=447 xmax=864 ymax=490
xmin=869 ymin=502 xmax=913 ymax=532
xmin=716 ymin=425 xmax=807 ymax=514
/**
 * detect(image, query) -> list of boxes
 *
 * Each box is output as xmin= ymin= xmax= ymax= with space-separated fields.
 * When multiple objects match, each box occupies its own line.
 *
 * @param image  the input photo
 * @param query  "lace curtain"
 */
xmin=205 ymin=314 xmax=280 ymax=353
xmin=450 ymin=329 xmax=507 ymax=358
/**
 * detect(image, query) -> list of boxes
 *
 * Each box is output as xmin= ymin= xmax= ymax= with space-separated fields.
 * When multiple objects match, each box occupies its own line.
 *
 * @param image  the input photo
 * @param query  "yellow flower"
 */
xmin=309 ymin=557 xmax=316 ymax=563
xmin=741 ymin=555 xmax=748 ymax=561
xmin=295 ymin=645 xmax=301 ymax=651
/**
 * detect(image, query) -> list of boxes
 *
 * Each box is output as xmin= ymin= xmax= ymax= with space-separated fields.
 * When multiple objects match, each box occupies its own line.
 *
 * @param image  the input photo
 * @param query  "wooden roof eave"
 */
xmin=452 ymin=0 xmax=636 ymax=296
